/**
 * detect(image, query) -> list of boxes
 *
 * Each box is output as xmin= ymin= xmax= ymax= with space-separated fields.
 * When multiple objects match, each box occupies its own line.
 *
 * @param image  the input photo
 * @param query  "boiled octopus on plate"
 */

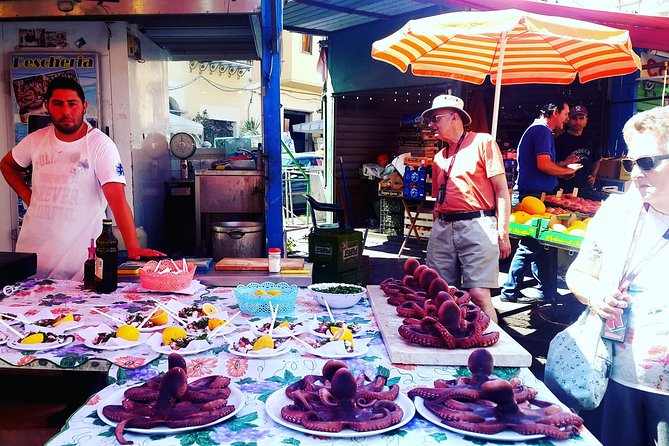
xmin=381 ymin=258 xmax=499 ymax=349
xmin=408 ymin=349 xmax=537 ymax=403
xmin=412 ymin=349 xmax=583 ymax=440
xmin=281 ymin=359 xmax=404 ymax=432
xmin=102 ymin=353 xmax=236 ymax=445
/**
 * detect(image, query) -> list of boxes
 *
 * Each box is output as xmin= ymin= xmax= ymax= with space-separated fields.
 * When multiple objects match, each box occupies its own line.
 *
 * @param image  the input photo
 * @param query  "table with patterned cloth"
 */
xmin=27 ymin=280 xmax=601 ymax=446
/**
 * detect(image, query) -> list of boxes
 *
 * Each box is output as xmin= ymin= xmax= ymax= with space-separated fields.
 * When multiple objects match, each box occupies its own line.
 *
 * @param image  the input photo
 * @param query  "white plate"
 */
xmin=84 ymin=333 xmax=152 ymax=351
xmin=226 ymin=333 xmax=293 ymax=359
xmin=414 ymin=396 xmax=545 ymax=442
xmin=306 ymin=339 xmax=370 ymax=359
xmin=308 ymin=318 xmax=366 ymax=339
xmin=249 ymin=318 xmax=304 ymax=338
xmin=7 ymin=335 xmax=75 ymax=352
xmin=27 ymin=320 xmax=85 ymax=333
xmin=150 ymin=338 xmax=225 ymax=356
xmin=97 ymin=383 xmax=244 ymax=434
xmin=266 ymin=387 xmax=415 ymax=437
xmin=0 ymin=333 xmax=7 ymax=346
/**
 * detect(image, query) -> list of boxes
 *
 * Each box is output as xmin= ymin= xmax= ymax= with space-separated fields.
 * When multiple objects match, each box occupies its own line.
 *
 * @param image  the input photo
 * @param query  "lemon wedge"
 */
xmin=21 ymin=333 xmax=45 ymax=344
xmin=162 ymin=326 xmax=187 ymax=345
xmin=254 ymin=289 xmax=267 ymax=296
xmin=149 ymin=309 xmax=168 ymax=326
xmin=116 ymin=325 xmax=140 ymax=341
xmin=202 ymin=303 xmax=218 ymax=315
xmin=278 ymin=321 xmax=290 ymax=328
xmin=331 ymin=327 xmax=353 ymax=342
xmin=208 ymin=318 xmax=224 ymax=330
xmin=252 ymin=334 xmax=274 ymax=351
xmin=267 ymin=289 xmax=282 ymax=296
xmin=53 ymin=313 xmax=74 ymax=327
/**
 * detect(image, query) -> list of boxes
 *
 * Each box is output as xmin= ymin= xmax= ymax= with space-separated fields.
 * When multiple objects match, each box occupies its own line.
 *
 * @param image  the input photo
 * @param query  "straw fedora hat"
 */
xmin=421 ymin=94 xmax=472 ymax=126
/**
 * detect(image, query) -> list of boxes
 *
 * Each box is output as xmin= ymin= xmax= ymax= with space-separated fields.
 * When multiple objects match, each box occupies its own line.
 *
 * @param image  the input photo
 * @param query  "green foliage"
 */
xmin=240 ymin=117 xmax=261 ymax=137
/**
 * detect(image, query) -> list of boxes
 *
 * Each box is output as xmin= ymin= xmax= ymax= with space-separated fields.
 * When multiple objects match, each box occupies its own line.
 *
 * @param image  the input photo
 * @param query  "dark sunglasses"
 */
xmin=621 ymin=153 xmax=669 ymax=172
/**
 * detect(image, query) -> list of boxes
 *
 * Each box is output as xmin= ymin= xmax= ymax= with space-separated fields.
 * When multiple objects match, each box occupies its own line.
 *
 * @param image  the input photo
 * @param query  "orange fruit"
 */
xmin=208 ymin=318 xmax=224 ymax=330
xmin=510 ymin=211 xmax=532 ymax=224
xmin=520 ymin=196 xmax=546 ymax=215
xmin=116 ymin=325 xmax=140 ymax=341
xmin=162 ymin=326 xmax=187 ymax=345
xmin=21 ymin=333 xmax=44 ymax=344
xmin=252 ymin=334 xmax=274 ymax=350
xmin=149 ymin=309 xmax=168 ymax=326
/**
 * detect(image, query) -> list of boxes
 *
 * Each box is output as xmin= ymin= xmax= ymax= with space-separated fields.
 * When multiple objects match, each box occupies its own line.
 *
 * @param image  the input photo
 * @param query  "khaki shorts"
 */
xmin=426 ymin=215 xmax=500 ymax=289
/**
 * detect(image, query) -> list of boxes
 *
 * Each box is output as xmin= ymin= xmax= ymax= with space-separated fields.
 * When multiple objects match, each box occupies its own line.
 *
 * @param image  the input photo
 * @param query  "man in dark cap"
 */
xmin=555 ymin=104 xmax=602 ymax=196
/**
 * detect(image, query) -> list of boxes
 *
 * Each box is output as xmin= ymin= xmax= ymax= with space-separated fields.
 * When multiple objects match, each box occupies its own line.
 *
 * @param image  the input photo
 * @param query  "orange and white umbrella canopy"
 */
xmin=371 ymin=8 xmax=641 ymax=86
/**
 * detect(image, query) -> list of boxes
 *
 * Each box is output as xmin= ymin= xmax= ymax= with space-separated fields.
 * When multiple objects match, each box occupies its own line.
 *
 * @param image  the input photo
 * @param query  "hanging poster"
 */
xmin=9 ymin=52 xmax=99 ymax=144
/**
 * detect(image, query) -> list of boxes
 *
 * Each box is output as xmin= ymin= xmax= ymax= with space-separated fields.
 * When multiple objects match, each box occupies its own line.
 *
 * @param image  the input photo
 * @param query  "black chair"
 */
xmin=306 ymin=195 xmax=348 ymax=230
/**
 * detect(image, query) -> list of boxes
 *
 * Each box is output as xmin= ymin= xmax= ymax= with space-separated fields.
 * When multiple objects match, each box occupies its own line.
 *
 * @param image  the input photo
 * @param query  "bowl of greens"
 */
xmin=307 ymin=283 xmax=367 ymax=309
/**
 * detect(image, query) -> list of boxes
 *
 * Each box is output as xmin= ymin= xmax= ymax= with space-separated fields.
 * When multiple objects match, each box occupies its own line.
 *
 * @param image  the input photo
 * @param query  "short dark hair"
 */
xmin=539 ymin=100 xmax=567 ymax=118
xmin=44 ymin=76 xmax=85 ymax=103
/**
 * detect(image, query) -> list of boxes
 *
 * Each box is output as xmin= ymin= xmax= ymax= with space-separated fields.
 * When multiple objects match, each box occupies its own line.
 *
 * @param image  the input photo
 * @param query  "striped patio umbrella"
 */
xmin=371 ymin=9 xmax=641 ymax=138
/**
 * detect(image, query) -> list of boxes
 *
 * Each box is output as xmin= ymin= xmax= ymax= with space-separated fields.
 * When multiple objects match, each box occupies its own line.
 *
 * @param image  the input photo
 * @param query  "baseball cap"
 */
xmin=569 ymin=105 xmax=588 ymax=118
xmin=421 ymin=94 xmax=472 ymax=126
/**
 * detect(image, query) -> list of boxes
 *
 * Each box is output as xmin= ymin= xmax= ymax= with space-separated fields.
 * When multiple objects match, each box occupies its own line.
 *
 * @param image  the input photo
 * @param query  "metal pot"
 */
xmin=211 ymin=221 xmax=264 ymax=261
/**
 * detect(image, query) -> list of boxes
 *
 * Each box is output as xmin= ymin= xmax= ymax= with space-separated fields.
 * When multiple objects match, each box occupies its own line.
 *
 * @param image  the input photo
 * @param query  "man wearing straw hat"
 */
xmin=422 ymin=94 xmax=511 ymax=323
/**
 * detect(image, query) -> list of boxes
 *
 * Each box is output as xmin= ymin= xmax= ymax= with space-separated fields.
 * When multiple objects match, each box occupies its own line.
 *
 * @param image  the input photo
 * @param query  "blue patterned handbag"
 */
xmin=544 ymin=308 xmax=613 ymax=411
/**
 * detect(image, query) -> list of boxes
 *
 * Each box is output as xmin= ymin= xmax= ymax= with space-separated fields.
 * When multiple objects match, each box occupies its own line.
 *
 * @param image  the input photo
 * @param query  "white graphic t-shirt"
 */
xmin=12 ymin=123 xmax=126 ymax=280
xmin=585 ymin=191 xmax=669 ymax=395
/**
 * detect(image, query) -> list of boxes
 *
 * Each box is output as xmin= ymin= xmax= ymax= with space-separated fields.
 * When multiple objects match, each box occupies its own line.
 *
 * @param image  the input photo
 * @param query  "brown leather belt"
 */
xmin=438 ymin=209 xmax=496 ymax=222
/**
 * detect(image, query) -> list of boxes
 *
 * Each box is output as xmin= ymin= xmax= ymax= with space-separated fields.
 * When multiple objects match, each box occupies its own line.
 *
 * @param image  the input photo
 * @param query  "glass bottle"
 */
xmin=95 ymin=219 xmax=118 ymax=293
xmin=83 ymin=238 xmax=96 ymax=290
xmin=268 ymin=248 xmax=282 ymax=273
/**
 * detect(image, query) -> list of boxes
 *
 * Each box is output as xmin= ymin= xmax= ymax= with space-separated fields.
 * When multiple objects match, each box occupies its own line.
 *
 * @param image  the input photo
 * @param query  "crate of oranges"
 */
xmin=233 ymin=282 xmax=298 ymax=316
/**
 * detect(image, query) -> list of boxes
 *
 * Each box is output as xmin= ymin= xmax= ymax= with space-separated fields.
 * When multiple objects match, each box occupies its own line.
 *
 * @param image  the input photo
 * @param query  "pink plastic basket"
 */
xmin=139 ymin=259 xmax=196 ymax=291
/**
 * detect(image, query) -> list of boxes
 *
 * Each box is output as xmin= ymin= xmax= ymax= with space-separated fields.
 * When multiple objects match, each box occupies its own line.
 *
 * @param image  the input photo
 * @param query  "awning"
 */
xmin=292 ymin=119 xmax=323 ymax=133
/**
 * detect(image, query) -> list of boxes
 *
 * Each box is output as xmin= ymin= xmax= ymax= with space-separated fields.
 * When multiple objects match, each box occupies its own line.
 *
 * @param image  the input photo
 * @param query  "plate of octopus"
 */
xmin=7 ymin=333 xmax=75 ymax=352
xmin=265 ymin=386 xmax=415 ymax=438
xmin=414 ymin=396 xmax=547 ymax=442
xmin=226 ymin=332 xmax=293 ymax=359
xmin=97 ymin=382 xmax=245 ymax=436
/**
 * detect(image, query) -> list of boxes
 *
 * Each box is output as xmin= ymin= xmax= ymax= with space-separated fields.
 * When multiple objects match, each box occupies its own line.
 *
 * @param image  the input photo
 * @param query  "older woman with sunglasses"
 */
xmin=565 ymin=105 xmax=669 ymax=446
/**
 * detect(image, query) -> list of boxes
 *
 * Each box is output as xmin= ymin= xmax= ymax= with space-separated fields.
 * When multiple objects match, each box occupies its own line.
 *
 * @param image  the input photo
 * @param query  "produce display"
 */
xmin=379 ymin=258 xmax=499 ymax=349
xmin=411 ymin=349 xmax=584 ymax=440
xmin=544 ymin=194 xmax=601 ymax=215
xmin=280 ymin=360 xmax=404 ymax=432
xmin=101 ymin=353 xmax=237 ymax=445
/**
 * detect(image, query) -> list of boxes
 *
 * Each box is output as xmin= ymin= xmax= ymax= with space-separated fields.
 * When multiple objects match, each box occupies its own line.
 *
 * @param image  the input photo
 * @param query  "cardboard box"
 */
xmin=598 ymin=158 xmax=630 ymax=181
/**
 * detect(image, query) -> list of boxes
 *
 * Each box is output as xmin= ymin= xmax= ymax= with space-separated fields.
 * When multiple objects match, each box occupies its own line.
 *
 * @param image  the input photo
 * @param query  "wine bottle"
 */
xmin=94 ymin=219 xmax=118 ymax=293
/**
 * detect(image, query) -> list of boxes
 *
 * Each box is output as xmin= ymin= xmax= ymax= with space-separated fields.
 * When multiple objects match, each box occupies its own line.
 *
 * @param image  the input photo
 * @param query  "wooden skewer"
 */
xmin=221 ymin=310 xmax=241 ymax=327
xmin=0 ymin=318 xmax=24 ymax=339
xmin=91 ymin=308 xmax=126 ymax=325
xmin=137 ymin=306 xmax=159 ymax=329
xmin=0 ymin=313 xmax=30 ymax=324
xmin=275 ymin=327 xmax=313 ymax=350
xmin=148 ymin=298 xmax=188 ymax=326
xmin=268 ymin=303 xmax=279 ymax=338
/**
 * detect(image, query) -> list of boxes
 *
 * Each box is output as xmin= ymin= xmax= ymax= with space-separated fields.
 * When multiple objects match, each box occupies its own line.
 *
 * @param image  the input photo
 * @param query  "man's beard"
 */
xmin=52 ymin=117 xmax=84 ymax=134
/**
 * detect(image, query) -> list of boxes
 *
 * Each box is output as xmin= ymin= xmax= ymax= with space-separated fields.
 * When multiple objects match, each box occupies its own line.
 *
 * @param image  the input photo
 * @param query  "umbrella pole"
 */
xmin=491 ymin=32 xmax=508 ymax=141
xmin=663 ymin=61 xmax=668 ymax=106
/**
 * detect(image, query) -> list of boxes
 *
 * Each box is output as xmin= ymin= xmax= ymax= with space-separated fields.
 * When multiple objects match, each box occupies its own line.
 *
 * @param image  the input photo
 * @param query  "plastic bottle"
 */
xmin=83 ymin=238 xmax=96 ymax=290
xmin=268 ymin=248 xmax=282 ymax=273
xmin=95 ymin=219 xmax=118 ymax=293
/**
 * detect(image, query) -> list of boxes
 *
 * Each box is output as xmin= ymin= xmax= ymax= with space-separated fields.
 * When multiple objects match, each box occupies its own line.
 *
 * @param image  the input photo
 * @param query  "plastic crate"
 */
xmin=379 ymin=197 xmax=403 ymax=236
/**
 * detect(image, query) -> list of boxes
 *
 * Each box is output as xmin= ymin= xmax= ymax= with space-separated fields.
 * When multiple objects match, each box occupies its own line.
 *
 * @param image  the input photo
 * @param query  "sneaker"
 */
xmin=515 ymin=295 xmax=542 ymax=304
xmin=500 ymin=295 xmax=518 ymax=303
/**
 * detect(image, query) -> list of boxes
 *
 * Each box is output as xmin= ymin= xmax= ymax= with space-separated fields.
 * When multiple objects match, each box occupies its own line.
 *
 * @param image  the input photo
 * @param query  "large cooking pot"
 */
xmin=211 ymin=221 xmax=264 ymax=261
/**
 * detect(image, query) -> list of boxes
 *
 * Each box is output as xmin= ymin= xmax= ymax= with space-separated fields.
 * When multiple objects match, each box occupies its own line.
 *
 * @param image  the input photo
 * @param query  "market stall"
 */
xmin=0 ymin=275 xmax=600 ymax=445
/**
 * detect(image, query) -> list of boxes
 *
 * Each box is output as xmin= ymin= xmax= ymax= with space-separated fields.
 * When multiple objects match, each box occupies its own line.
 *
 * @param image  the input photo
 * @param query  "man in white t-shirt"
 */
xmin=0 ymin=77 xmax=164 ymax=280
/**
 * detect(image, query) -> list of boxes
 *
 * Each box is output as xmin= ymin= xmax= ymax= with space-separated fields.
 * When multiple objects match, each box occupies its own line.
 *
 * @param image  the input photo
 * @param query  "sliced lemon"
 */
xmin=278 ymin=320 xmax=290 ymax=328
xmin=162 ymin=326 xmax=187 ymax=345
xmin=252 ymin=334 xmax=274 ymax=351
xmin=202 ymin=303 xmax=218 ymax=315
xmin=267 ymin=290 xmax=282 ymax=296
xmin=331 ymin=327 xmax=353 ymax=341
xmin=149 ymin=309 xmax=168 ymax=326
xmin=208 ymin=318 xmax=224 ymax=330
xmin=52 ymin=313 xmax=74 ymax=327
xmin=116 ymin=325 xmax=140 ymax=341
xmin=254 ymin=289 xmax=267 ymax=296
xmin=21 ymin=333 xmax=44 ymax=344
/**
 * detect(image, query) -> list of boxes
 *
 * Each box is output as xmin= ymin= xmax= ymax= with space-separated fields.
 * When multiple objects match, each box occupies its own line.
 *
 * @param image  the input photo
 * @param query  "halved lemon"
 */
xmin=202 ymin=303 xmax=218 ymax=315
xmin=267 ymin=290 xmax=282 ymax=296
xmin=116 ymin=325 xmax=140 ymax=341
xmin=208 ymin=318 xmax=224 ymax=330
xmin=162 ymin=326 xmax=187 ymax=345
xmin=254 ymin=289 xmax=267 ymax=296
xmin=149 ymin=309 xmax=168 ymax=326
xmin=252 ymin=334 xmax=274 ymax=351
xmin=277 ymin=320 xmax=290 ymax=328
xmin=21 ymin=333 xmax=44 ymax=344
xmin=52 ymin=313 xmax=74 ymax=327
